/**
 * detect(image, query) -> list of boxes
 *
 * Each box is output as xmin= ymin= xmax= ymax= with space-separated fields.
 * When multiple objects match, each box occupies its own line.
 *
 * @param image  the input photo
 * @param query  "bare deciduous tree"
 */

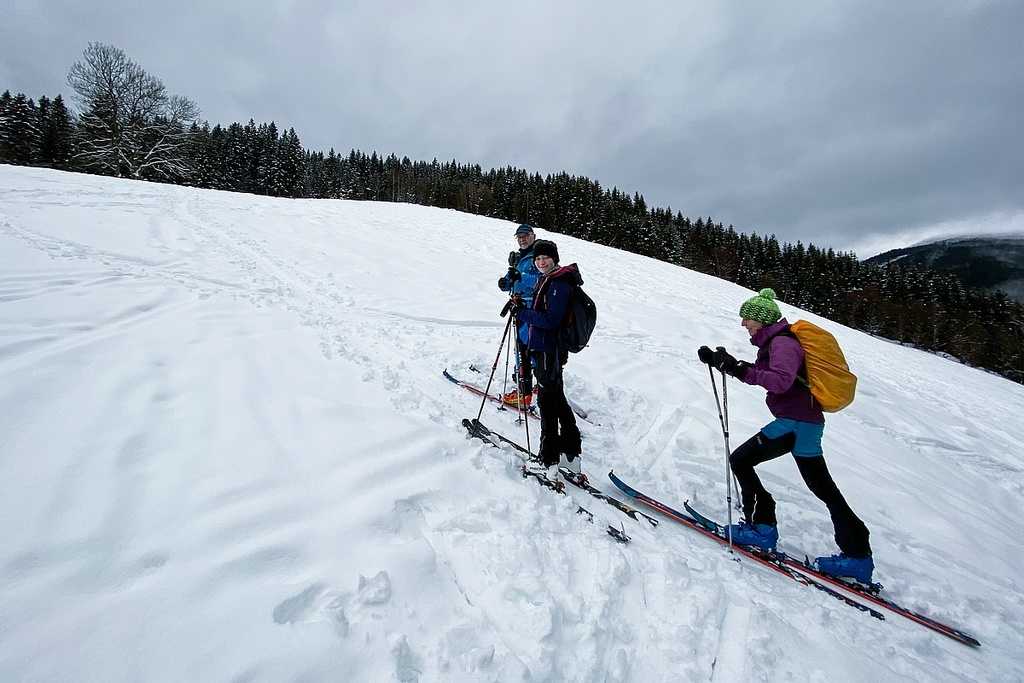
xmin=67 ymin=42 xmax=199 ymax=179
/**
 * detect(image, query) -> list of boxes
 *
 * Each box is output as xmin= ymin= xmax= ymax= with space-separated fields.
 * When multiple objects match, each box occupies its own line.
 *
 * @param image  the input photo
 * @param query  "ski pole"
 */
xmin=722 ymin=371 xmax=742 ymax=512
xmin=507 ymin=325 xmax=533 ymax=435
xmin=721 ymin=367 xmax=740 ymax=509
xmin=503 ymin=301 xmax=530 ymax=426
xmin=476 ymin=310 xmax=515 ymax=421
xmin=708 ymin=365 xmax=735 ymax=553
xmin=503 ymin=324 xmax=514 ymax=408
xmin=517 ymin=319 xmax=535 ymax=456
xmin=520 ymin=321 xmax=536 ymax=458
xmin=724 ymin=374 xmax=741 ymax=511
xmin=501 ymin=290 xmax=534 ymax=456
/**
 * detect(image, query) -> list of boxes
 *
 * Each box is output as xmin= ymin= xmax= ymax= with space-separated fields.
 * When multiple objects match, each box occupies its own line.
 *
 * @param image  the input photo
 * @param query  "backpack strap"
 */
xmin=556 ymin=281 xmax=577 ymax=348
xmin=762 ymin=327 xmax=811 ymax=391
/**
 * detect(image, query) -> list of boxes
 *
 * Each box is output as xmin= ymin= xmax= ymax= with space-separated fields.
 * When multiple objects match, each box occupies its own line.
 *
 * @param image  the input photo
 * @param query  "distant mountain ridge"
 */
xmin=864 ymin=236 xmax=1024 ymax=304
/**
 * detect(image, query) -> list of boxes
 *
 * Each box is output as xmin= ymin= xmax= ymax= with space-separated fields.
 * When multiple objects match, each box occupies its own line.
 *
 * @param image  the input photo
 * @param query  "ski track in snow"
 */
xmin=1 ymin=167 xmax=1020 ymax=681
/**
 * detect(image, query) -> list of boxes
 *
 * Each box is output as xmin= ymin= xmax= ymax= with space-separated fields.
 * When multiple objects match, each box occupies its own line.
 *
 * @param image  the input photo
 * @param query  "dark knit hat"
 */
xmin=739 ymin=288 xmax=782 ymax=325
xmin=515 ymin=224 xmax=535 ymax=235
xmin=532 ymin=239 xmax=559 ymax=263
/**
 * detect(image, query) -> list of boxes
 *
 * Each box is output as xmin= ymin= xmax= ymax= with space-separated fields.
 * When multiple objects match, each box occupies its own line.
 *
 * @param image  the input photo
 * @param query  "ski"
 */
xmin=462 ymin=417 xmax=532 ymax=455
xmin=469 ymin=364 xmax=599 ymax=425
xmin=461 ymin=418 xmax=628 ymax=543
xmin=607 ymin=471 xmax=887 ymax=620
xmin=608 ymin=471 xmax=980 ymax=647
xmin=560 ymin=470 xmax=659 ymax=527
xmin=444 ymin=368 xmax=539 ymax=420
xmin=462 ymin=418 xmax=655 ymax=528
xmin=680 ymin=500 xmax=981 ymax=648
xmin=447 ymin=367 xmax=598 ymax=425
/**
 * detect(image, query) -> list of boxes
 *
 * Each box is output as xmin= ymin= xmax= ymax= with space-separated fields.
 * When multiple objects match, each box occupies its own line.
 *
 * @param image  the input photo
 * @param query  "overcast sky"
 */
xmin=2 ymin=1 xmax=1022 ymax=256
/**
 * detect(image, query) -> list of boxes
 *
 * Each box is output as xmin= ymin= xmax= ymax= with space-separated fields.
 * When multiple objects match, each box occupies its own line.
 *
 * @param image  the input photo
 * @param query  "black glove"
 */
xmin=697 ymin=345 xmax=715 ymax=366
xmin=498 ymin=267 xmax=521 ymax=291
xmin=712 ymin=347 xmax=750 ymax=380
xmin=501 ymin=295 xmax=525 ymax=318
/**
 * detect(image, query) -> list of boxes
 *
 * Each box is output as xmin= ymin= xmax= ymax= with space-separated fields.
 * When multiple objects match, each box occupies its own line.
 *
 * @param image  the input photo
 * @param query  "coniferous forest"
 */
xmin=2 ymin=44 xmax=1022 ymax=383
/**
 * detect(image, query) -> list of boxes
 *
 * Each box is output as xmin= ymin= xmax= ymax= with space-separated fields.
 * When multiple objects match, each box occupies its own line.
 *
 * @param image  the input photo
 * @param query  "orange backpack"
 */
xmin=787 ymin=320 xmax=858 ymax=412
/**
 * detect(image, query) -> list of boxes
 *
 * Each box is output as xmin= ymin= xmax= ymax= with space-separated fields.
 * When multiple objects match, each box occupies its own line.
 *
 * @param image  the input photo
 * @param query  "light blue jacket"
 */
xmin=498 ymin=246 xmax=540 ymax=305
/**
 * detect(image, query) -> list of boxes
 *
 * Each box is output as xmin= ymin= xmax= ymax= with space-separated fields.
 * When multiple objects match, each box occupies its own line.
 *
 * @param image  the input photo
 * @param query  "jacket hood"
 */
xmin=750 ymin=318 xmax=790 ymax=347
xmin=542 ymin=263 xmax=584 ymax=287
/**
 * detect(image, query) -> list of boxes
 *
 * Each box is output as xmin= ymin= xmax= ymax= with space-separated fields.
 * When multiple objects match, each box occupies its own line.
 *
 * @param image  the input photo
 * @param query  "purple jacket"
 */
xmin=742 ymin=318 xmax=824 ymax=424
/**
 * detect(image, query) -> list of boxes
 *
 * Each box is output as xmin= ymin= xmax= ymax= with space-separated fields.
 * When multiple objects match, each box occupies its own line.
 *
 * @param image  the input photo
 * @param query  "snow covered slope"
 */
xmin=2 ymin=166 xmax=1021 ymax=681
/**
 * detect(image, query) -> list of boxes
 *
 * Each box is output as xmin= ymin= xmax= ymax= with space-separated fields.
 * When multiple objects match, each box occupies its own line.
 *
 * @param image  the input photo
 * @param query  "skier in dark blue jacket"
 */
xmin=514 ymin=239 xmax=583 ymax=476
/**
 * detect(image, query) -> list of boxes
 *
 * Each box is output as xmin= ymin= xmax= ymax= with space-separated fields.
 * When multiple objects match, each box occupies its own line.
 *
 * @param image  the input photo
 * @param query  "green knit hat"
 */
xmin=739 ymin=288 xmax=782 ymax=325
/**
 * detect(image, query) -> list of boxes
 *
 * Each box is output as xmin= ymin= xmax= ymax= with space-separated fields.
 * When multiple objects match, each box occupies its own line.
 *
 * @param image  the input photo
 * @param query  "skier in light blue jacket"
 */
xmin=497 ymin=224 xmax=540 ymax=406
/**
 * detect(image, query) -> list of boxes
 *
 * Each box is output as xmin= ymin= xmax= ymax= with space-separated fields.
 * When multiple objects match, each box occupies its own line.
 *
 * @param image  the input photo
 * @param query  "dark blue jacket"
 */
xmin=517 ymin=264 xmax=584 ymax=352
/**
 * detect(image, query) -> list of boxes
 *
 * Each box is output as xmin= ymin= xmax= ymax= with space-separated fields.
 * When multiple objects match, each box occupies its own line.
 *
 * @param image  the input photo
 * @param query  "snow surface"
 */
xmin=2 ymin=165 xmax=1022 ymax=682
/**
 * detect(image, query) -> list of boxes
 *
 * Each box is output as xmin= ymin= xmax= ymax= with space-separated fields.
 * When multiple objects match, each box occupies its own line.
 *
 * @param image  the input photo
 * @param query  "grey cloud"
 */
xmin=2 ymin=1 xmax=1021 ymax=256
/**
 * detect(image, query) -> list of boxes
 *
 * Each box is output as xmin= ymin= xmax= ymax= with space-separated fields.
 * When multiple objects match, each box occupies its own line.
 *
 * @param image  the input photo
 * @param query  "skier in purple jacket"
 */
xmin=698 ymin=288 xmax=873 ymax=583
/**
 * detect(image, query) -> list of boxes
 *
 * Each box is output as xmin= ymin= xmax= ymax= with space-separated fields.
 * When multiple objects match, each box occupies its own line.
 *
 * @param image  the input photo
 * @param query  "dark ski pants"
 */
xmin=532 ymin=350 xmax=580 ymax=467
xmin=729 ymin=431 xmax=872 ymax=558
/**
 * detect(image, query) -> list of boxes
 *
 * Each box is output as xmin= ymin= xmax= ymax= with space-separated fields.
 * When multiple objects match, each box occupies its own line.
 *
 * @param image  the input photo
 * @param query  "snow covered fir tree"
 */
xmin=1 ymin=42 xmax=1022 ymax=383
